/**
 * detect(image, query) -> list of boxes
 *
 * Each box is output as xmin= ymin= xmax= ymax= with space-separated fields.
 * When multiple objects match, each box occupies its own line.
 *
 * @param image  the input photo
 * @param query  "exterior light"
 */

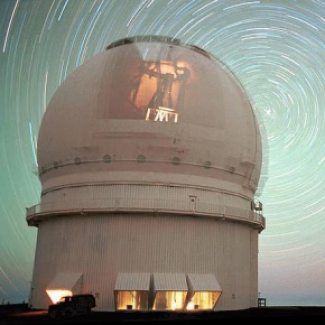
xmin=46 ymin=289 xmax=72 ymax=304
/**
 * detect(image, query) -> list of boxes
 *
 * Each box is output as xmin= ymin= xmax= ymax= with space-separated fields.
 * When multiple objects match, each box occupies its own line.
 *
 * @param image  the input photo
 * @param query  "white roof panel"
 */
xmin=47 ymin=272 xmax=83 ymax=290
xmin=187 ymin=274 xmax=222 ymax=292
xmin=153 ymin=273 xmax=187 ymax=291
xmin=114 ymin=273 xmax=150 ymax=291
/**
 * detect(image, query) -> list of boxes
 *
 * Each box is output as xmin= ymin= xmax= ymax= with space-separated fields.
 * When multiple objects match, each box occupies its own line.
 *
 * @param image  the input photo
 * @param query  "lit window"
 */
xmin=186 ymin=291 xmax=222 ymax=310
xmin=185 ymin=274 xmax=223 ymax=311
xmin=153 ymin=291 xmax=187 ymax=311
xmin=114 ymin=273 xmax=150 ymax=311
xmin=46 ymin=272 xmax=83 ymax=305
xmin=115 ymin=291 xmax=148 ymax=310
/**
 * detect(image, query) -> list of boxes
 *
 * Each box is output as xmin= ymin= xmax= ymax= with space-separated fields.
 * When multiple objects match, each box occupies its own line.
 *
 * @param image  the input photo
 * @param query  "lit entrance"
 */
xmin=185 ymin=274 xmax=222 ymax=311
xmin=114 ymin=273 xmax=150 ymax=311
xmin=152 ymin=273 xmax=187 ymax=311
xmin=46 ymin=272 xmax=83 ymax=304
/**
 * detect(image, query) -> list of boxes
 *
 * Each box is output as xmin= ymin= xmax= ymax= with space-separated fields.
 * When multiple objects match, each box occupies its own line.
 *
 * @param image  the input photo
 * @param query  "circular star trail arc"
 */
xmin=1 ymin=0 xmax=325 ymax=306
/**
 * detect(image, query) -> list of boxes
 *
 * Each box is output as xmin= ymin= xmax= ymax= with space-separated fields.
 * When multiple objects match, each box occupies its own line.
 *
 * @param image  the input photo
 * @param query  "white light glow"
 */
xmin=187 ymin=301 xmax=195 ymax=310
xmin=46 ymin=289 xmax=72 ymax=304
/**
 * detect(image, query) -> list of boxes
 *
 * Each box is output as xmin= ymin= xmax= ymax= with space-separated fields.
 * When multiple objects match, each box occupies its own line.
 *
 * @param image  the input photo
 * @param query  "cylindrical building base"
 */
xmin=30 ymin=213 xmax=258 ymax=311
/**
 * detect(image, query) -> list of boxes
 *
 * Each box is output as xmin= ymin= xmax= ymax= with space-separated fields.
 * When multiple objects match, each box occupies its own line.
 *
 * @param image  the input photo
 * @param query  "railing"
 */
xmin=26 ymin=198 xmax=265 ymax=230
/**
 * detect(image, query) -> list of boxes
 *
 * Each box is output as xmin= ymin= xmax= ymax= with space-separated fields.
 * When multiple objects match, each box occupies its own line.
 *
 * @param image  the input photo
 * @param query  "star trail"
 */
xmin=1 ymin=0 xmax=325 ymax=306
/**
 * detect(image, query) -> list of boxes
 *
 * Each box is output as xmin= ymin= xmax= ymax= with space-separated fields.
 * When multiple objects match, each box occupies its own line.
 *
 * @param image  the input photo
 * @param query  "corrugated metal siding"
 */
xmin=30 ymin=213 xmax=259 ymax=311
xmin=30 ymin=184 xmax=263 ymax=229
xmin=187 ymin=274 xmax=222 ymax=292
xmin=153 ymin=273 xmax=187 ymax=291
xmin=250 ymin=230 xmax=258 ymax=307
xmin=42 ymin=184 xmax=250 ymax=207
xmin=114 ymin=273 xmax=150 ymax=291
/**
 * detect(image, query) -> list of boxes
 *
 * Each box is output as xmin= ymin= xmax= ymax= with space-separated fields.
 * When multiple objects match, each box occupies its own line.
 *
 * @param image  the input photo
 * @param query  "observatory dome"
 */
xmin=28 ymin=36 xmax=265 ymax=312
xmin=38 ymin=36 xmax=262 ymax=199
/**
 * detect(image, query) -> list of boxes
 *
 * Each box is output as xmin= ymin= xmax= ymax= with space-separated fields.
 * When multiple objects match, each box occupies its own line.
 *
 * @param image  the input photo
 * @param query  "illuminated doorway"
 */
xmin=46 ymin=272 xmax=83 ymax=305
xmin=114 ymin=273 xmax=150 ymax=311
xmin=185 ymin=274 xmax=222 ymax=311
xmin=152 ymin=273 xmax=188 ymax=311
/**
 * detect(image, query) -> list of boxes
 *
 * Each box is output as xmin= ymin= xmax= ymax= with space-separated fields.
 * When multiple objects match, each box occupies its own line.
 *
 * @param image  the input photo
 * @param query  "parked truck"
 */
xmin=48 ymin=294 xmax=96 ymax=318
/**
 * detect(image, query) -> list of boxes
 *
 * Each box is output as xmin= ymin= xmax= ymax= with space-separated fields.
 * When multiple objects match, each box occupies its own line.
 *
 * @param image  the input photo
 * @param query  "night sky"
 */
xmin=1 ymin=0 xmax=325 ymax=306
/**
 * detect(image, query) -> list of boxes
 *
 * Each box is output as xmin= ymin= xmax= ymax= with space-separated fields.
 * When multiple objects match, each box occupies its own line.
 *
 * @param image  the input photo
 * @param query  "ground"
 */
xmin=1 ymin=305 xmax=325 ymax=323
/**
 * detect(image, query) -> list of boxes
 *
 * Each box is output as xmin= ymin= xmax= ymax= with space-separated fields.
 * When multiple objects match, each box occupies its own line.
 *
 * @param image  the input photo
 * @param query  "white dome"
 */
xmin=38 ymin=36 xmax=262 ymax=198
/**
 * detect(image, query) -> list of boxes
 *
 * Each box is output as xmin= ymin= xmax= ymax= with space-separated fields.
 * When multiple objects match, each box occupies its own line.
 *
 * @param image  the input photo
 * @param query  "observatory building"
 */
xmin=27 ymin=36 xmax=265 ymax=312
